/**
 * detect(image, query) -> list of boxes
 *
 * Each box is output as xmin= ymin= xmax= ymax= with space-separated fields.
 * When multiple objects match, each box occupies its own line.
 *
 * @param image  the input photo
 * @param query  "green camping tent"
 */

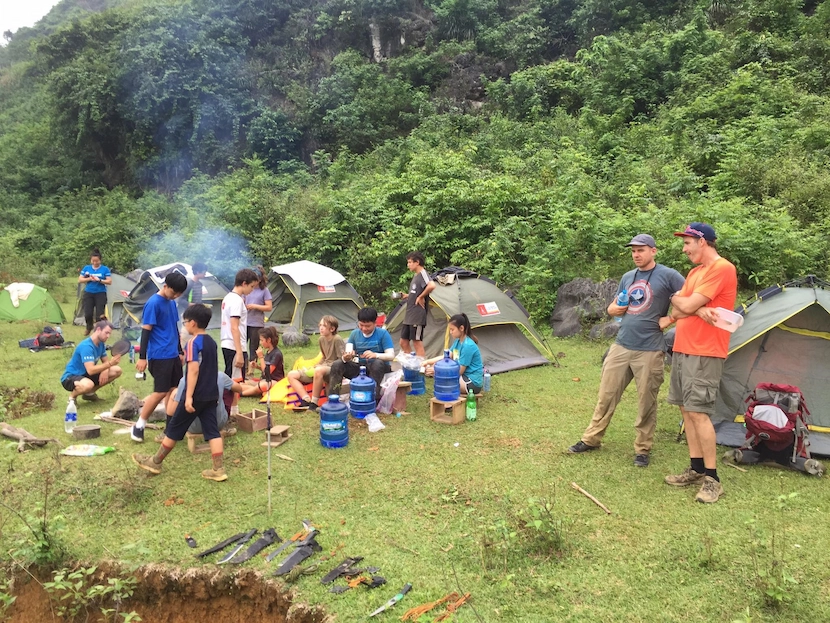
xmin=1 ymin=283 xmax=66 ymax=324
xmin=385 ymin=267 xmax=552 ymax=374
xmin=714 ymin=276 xmax=830 ymax=456
xmin=266 ymin=261 xmax=365 ymax=334
xmin=73 ymin=272 xmax=139 ymax=328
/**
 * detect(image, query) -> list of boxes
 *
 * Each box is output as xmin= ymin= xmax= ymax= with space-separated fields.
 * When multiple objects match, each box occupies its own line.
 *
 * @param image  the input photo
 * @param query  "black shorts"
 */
xmin=148 ymin=357 xmax=184 ymax=393
xmin=62 ymin=373 xmax=101 ymax=392
xmin=222 ymin=348 xmax=248 ymax=380
xmin=165 ymin=399 xmax=220 ymax=441
xmin=401 ymin=324 xmax=426 ymax=342
xmin=461 ymin=374 xmax=482 ymax=394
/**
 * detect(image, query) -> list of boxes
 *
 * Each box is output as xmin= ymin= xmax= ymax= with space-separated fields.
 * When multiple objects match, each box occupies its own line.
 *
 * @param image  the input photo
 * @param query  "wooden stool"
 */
xmin=393 ymin=381 xmax=412 ymax=412
xmin=262 ymin=425 xmax=292 ymax=448
xmin=430 ymin=397 xmax=466 ymax=425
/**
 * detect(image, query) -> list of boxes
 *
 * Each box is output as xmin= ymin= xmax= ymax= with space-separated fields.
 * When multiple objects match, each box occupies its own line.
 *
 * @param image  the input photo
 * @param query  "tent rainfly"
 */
xmin=385 ymin=267 xmax=552 ymax=374
xmin=121 ymin=263 xmax=230 ymax=330
xmin=266 ymin=260 xmax=365 ymax=334
xmin=714 ymin=275 xmax=830 ymax=456
xmin=1 ymin=283 xmax=66 ymax=324
xmin=73 ymin=272 xmax=140 ymax=328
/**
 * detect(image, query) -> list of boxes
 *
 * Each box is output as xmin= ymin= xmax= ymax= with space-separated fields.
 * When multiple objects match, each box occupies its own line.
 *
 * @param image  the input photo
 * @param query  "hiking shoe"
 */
xmin=568 ymin=440 xmax=599 ymax=453
xmin=81 ymin=392 xmax=101 ymax=402
xmin=202 ymin=467 xmax=228 ymax=482
xmin=664 ymin=467 xmax=705 ymax=487
xmin=695 ymin=476 xmax=724 ymax=503
xmin=308 ymin=402 xmax=318 ymax=412
xmin=634 ymin=454 xmax=650 ymax=467
xmin=132 ymin=453 xmax=161 ymax=475
xmin=130 ymin=425 xmax=145 ymax=443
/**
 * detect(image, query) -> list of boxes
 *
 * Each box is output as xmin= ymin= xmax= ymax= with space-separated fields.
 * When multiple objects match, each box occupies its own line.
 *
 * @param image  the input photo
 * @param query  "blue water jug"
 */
xmin=349 ymin=366 xmax=376 ymax=419
xmin=403 ymin=351 xmax=426 ymax=395
xmin=434 ymin=349 xmax=460 ymax=401
xmin=319 ymin=394 xmax=349 ymax=448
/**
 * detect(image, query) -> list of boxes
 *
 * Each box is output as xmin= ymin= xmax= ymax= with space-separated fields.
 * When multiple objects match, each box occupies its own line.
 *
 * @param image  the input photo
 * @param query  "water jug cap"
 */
xmin=444 ymin=349 xmax=451 ymax=357
xmin=360 ymin=365 xmax=367 ymax=374
xmin=328 ymin=394 xmax=339 ymax=402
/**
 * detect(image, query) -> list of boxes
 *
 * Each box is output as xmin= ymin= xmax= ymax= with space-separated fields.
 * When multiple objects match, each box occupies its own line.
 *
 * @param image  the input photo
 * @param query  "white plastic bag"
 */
xmin=365 ymin=413 xmax=386 ymax=433
xmin=394 ymin=350 xmax=423 ymax=371
xmin=377 ymin=370 xmax=403 ymax=414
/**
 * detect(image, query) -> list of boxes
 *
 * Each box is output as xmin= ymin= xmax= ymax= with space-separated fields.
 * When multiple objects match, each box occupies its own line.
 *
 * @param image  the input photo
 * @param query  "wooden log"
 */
xmin=98 ymin=415 xmax=161 ymax=430
xmin=72 ymin=425 xmax=101 ymax=440
xmin=0 ymin=422 xmax=60 ymax=451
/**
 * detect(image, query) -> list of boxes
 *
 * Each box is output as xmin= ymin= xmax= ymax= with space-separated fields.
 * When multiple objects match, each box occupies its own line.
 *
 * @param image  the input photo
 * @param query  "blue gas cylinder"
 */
xmin=319 ymin=394 xmax=349 ymax=448
xmin=434 ymin=349 xmax=460 ymax=401
xmin=403 ymin=351 xmax=426 ymax=395
xmin=349 ymin=366 xmax=376 ymax=419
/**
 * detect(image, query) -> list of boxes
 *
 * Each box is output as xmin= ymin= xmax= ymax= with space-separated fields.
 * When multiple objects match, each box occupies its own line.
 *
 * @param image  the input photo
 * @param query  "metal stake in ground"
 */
xmin=263 ymin=364 xmax=273 ymax=516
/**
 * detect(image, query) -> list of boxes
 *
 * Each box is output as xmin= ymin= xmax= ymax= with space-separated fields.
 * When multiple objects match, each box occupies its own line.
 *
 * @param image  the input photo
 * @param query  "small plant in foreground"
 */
xmin=0 ymin=576 xmax=16 ymax=622
xmin=43 ymin=565 xmax=142 ymax=622
xmin=746 ymin=490 xmax=800 ymax=609
xmin=517 ymin=495 xmax=566 ymax=556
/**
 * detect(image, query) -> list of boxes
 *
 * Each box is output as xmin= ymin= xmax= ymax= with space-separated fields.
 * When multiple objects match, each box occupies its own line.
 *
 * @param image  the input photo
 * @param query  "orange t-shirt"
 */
xmin=673 ymin=257 xmax=738 ymax=359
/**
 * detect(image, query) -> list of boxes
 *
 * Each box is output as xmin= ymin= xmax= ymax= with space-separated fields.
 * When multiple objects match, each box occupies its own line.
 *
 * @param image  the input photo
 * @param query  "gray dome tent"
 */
xmin=385 ymin=267 xmax=552 ymax=374
xmin=266 ymin=261 xmax=365 ymax=334
xmin=73 ymin=272 xmax=140 ymax=329
xmin=121 ymin=263 xmax=230 ymax=330
xmin=714 ymin=276 xmax=830 ymax=456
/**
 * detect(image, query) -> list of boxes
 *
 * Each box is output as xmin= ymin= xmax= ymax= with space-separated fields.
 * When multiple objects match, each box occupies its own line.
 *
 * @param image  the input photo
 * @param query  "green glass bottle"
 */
xmin=466 ymin=388 xmax=477 ymax=421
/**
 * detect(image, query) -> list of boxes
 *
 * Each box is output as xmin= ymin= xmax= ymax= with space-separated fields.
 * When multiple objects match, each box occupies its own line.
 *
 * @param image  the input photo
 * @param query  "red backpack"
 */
xmin=743 ymin=383 xmax=810 ymax=457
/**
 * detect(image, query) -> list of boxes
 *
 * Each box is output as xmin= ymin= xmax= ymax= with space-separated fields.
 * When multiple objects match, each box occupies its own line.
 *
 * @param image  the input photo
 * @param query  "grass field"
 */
xmin=1 ymin=279 xmax=828 ymax=622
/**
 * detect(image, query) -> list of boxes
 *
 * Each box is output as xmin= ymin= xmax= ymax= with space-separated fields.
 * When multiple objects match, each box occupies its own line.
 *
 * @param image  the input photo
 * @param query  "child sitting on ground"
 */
xmin=240 ymin=326 xmax=284 ymax=396
xmin=286 ymin=315 xmax=346 ymax=410
xmin=132 ymin=304 xmax=228 ymax=481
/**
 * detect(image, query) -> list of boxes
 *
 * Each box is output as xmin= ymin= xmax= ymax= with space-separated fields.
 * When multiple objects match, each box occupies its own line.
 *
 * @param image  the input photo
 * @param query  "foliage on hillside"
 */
xmin=1 ymin=0 xmax=829 ymax=321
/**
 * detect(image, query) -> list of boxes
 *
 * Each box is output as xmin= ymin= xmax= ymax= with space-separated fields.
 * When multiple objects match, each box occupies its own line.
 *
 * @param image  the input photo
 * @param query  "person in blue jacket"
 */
xmin=78 ymin=249 xmax=112 ymax=336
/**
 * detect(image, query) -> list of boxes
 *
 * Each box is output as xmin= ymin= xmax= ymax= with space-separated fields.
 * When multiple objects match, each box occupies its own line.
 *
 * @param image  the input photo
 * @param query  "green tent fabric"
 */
xmin=385 ymin=267 xmax=552 ymax=374
xmin=0 ymin=283 xmax=66 ymax=324
xmin=266 ymin=261 xmax=365 ymax=334
xmin=714 ymin=276 xmax=830 ymax=456
xmin=73 ymin=272 xmax=139 ymax=328
xmin=121 ymin=263 xmax=230 ymax=330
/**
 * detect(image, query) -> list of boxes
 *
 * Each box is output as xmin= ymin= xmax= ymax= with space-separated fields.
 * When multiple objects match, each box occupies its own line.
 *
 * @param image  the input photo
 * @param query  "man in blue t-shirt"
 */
xmin=329 ymin=307 xmax=395 ymax=401
xmin=567 ymin=234 xmax=685 ymax=467
xmin=61 ymin=320 xmax=122 ymax=401
xmin=131 ymin=272 xmax=187 ymax=443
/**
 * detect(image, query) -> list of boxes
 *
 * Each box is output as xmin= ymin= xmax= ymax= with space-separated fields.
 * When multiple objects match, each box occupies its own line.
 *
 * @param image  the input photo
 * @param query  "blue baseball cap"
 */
xmin=674 ymin=222 xmax=717 ymax=242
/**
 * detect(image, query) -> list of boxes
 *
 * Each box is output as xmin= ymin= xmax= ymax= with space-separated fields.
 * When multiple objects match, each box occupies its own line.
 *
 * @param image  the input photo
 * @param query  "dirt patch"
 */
xmin=7 ymin=562 xmax=328 ymax=623
xmin=0 ymin=385 xmax=55 ymax=421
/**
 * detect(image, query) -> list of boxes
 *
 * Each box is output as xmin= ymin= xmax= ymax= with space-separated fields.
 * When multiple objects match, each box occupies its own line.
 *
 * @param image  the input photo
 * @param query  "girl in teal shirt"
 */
xmin=425 ymin=313 xmax=484 ymax=393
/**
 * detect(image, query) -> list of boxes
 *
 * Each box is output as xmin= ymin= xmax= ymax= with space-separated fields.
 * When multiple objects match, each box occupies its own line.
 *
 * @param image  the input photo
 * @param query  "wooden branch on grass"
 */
xmin=0 ymin=422 xmax=60 ymax=452
xmin=571 ymin=481 xmax=611 ymax=515
xmin=97 ymin=414 xmax=161 ymax=429
xmin=724 ymin=462 xmax=748 ymax=473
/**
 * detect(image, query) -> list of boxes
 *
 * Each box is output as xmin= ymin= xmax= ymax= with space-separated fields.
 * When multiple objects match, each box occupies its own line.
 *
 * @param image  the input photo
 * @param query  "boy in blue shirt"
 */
xmin=60 ymin=320 xmax=122 ymax=401
xmin=133 ymin=304 xmax=227 ymax=481
xmin=329 ymin=307 xmax=394 ymax=401
xmin=131 ymin=272 xmax=187 ymax=443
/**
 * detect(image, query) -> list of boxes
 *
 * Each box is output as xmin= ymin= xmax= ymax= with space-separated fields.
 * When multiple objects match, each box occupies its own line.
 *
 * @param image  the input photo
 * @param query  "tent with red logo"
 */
xmin=385 ymin=267 xmax=552 ymax=374
xmin=265 ymin=261 xmax=365 ymax=334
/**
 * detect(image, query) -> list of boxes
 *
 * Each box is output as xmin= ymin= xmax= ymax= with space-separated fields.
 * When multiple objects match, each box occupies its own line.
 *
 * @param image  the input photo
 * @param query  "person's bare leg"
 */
xmin=685 ymin=409 xmax=718 ymax=469
xmin=413 ymin=340 xmax=426 ymax=358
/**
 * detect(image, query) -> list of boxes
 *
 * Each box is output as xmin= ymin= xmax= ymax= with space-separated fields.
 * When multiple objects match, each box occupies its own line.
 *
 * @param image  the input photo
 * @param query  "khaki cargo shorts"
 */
xmin=667 ymin=353 xmax=724 ymax=415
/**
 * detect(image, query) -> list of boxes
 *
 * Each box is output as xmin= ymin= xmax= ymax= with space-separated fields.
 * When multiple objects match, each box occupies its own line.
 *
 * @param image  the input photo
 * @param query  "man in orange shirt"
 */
xmin=664 ymin=223 xmax=737 ymax=503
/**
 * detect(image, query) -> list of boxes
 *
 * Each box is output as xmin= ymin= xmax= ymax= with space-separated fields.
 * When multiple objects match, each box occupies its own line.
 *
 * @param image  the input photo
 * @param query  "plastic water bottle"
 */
xmin=319 ymin=395 xmax=349 ymax=448
xmin=129 ymin=344 xmax=135 ymax=364
xmin=349 ymin=366 xmax=376 ymax=419
xmin=466 ymin=389 xmax=477 ymax=421
xmin=403 ymin=351 xmax=426 ymax=395
xmin=483 ymin=369 xmax=491 ymax=392
xmin=65 ymin=399 xmax=77 ymax=434
xmin=614 ymin=289 xmax=629 ymax=323
xmin=434 ymin=349 xmax=461 ymax=401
